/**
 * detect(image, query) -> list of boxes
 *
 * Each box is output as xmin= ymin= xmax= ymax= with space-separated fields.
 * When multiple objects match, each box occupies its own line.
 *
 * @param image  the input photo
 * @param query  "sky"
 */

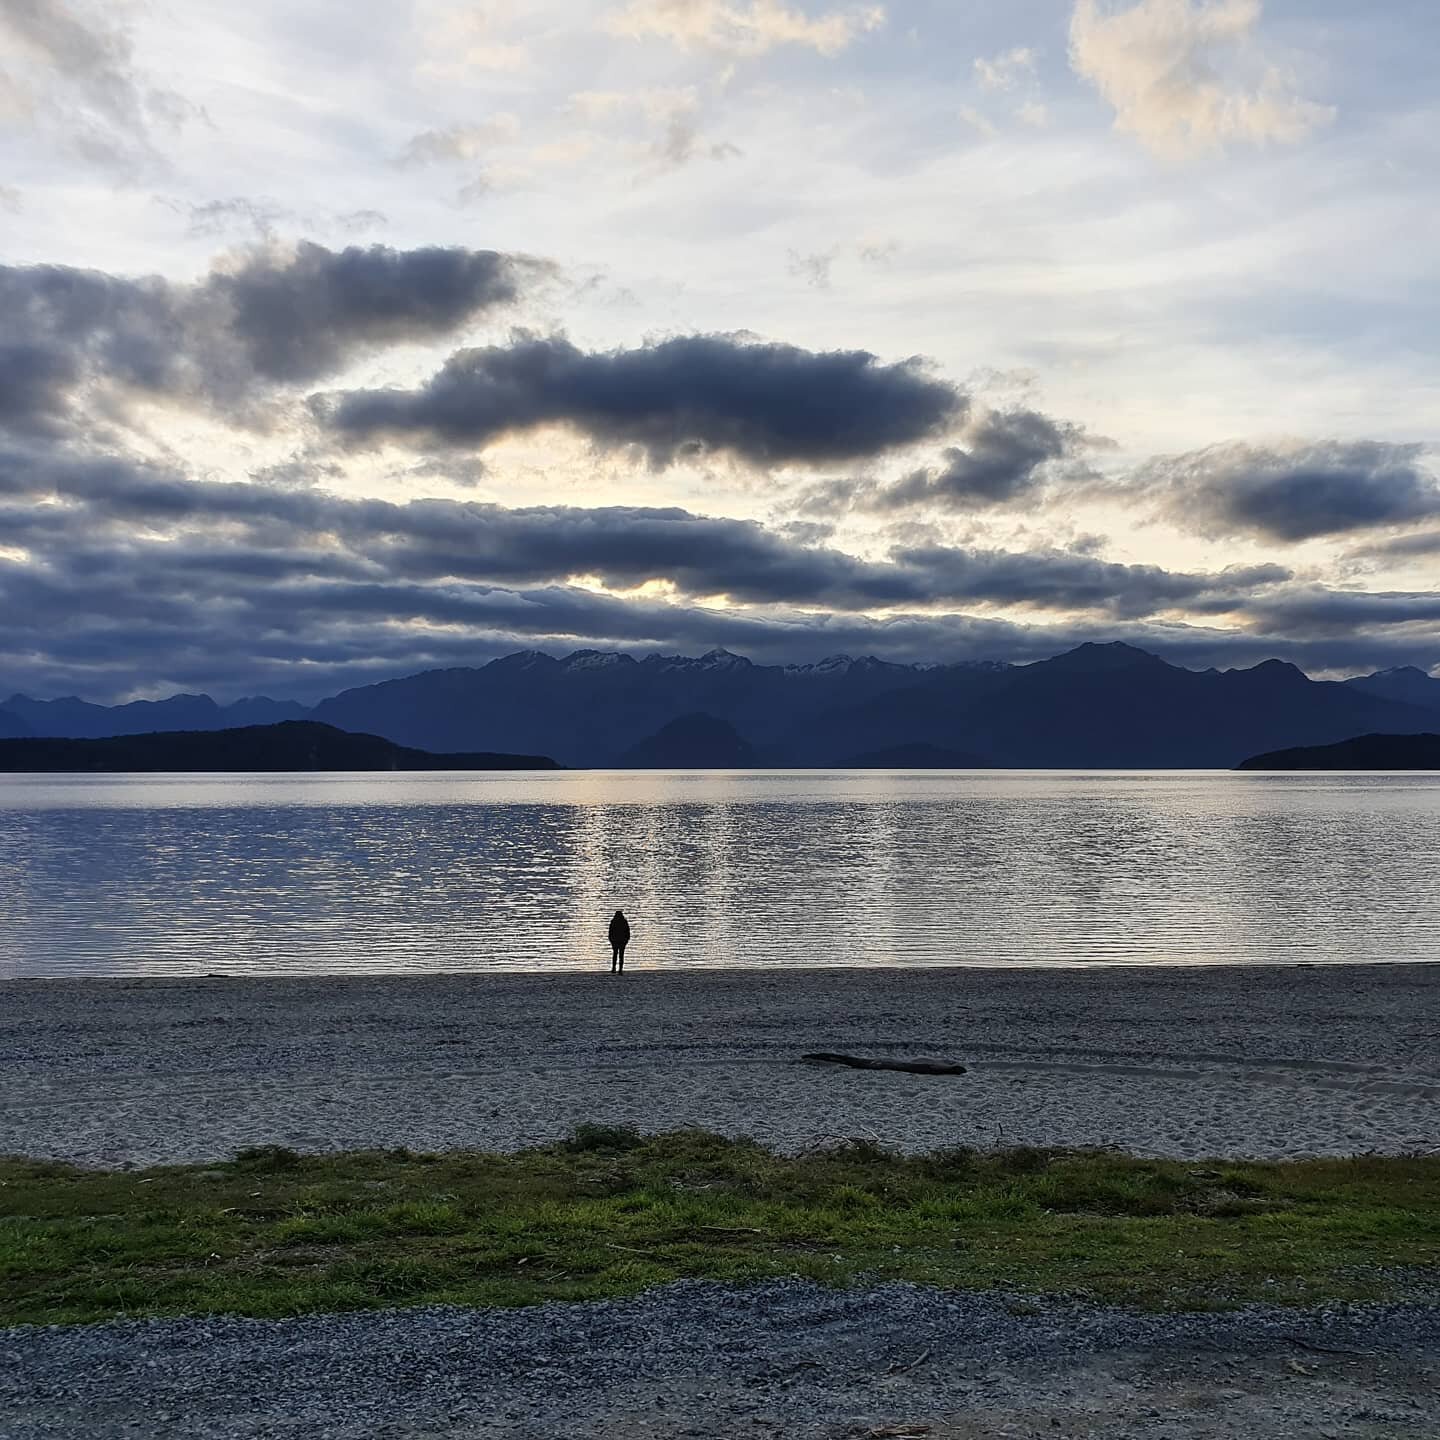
xmin=1 ymin=0 xmax=1438 ymax=702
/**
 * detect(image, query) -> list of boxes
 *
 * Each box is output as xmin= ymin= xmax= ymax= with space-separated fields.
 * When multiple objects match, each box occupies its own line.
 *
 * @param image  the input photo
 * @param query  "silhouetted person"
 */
xmin=608 ymin=909 xmax=631 ymax=972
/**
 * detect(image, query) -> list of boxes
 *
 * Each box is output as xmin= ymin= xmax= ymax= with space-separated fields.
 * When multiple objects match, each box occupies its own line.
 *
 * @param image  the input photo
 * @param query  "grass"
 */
xmin=1 ymin=1129 xmax=1437 ymax=1326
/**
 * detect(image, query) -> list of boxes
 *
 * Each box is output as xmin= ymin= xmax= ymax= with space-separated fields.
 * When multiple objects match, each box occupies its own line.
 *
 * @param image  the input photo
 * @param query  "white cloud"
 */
xmin=606 ymin=0 xmax=884 ymax=59
xmin=958 ymin=104 xmax=997 ymax=138
xmin=1069 ymin=0 xmax=1334 ymax=158
xmin=416 ymin=2 xmax=531 ymax=75
xmin=0 ymin=0 xmax=196 ymax=175
xmin=787 ymin=247 xmax=836 ymax=288
xmin=570 ymin=87 xmax=699 ymax=123
xmin=858 ymin=237 xmax=900 ymax=267
xmin=568 ymin=87 xmax=737 ymax=173
xmin=395 ymin=116 xmax=522 ymax=169
xmin=974 ymin=46 xmax=1036 ymax=91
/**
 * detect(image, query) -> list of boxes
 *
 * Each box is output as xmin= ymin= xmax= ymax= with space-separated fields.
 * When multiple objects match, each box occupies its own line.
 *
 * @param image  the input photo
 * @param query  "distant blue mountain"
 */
xmin=3 ymin=692 xmax=309 ymax=739
xmin=1344 ymin=666 xmax=1440 ymax=714
xmin=948 ymin=644 xmax=1433 ymax=768
xmin=0 ymin=707 xmax=32 ymax=739
xmin=310 ymin=641 xmax=1438 ymax=768
xmin=311 ymin=648 xmax=944 ymax=766
xmin=10 ymin=644 xmax=1436 ymax=768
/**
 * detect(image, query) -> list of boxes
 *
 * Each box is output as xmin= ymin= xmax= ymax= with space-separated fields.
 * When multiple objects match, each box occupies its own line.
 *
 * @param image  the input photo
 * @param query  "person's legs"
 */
xmin=618 ymin=943 xmax=626 ymax=972
xmin=610 ymin=945 xmax=619 ymax=972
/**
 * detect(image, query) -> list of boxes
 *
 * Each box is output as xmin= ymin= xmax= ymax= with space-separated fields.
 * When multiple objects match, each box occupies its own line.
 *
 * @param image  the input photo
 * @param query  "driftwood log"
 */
xmin=801 ymin=1052 xmax=967 ymax=1076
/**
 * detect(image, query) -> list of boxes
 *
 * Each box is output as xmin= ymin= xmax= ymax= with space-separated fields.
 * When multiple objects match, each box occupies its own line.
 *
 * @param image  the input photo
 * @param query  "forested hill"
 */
xmin=1236 ymin=733 xmax=1440 ymax=770
xmin=0 ymin=721 xmax=560 ymax=773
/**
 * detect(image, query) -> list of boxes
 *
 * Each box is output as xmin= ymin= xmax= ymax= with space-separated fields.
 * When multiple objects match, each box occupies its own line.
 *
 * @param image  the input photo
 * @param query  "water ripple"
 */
xmin=0 ymin=770 xmax=1436 ymax=977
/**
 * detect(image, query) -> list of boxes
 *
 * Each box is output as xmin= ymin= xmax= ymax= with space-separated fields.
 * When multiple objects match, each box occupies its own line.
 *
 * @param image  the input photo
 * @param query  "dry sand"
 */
xmin=2 ymin=965 xmax=1437 ymax=1166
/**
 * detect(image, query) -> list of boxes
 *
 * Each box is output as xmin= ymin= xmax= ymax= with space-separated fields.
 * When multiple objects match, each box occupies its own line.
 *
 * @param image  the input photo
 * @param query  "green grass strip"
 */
xmin=2 ymin=1128 xmax=1437 ymax=1327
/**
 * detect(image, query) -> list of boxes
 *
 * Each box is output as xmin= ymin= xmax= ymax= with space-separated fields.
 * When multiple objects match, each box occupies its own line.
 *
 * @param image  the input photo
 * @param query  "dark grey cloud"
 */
xmin=320 ymin=333 xmax=965 ymax=466
xmin=1127 ymin=440 xmax=1440 ymax=542
xmin=0 ymin=342 xmax=78 ymax=436
xmin=883 ymin=409 xmax=1088 ymax=510
xmin=891 ymin=547 xmax=1290 ymax=620
xmin=215 ymin=242 xmax=526 ymax=385
xmin=1239 ymin=584 xmax=1440 ymax=635
xmin=0 ymin=242 xmax=539 ymax=432
xmin=795 ymin=408 xmax=1095 ymax=516
xmin=1345 ymin=528 xmax=1440 ymax=562
xmin=3 ymin=531 xmax=1435 ymax=704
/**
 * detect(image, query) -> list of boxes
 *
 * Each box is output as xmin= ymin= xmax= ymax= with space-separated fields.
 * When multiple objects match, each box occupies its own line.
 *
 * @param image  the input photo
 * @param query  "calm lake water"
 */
xmin=1 ymin=771 xmax=1437 ymax=978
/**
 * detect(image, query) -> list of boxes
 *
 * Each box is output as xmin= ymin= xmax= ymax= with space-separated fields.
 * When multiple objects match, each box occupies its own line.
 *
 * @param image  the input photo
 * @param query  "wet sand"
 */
xmin=2 ymin=964 xmax=1437 ymax=1166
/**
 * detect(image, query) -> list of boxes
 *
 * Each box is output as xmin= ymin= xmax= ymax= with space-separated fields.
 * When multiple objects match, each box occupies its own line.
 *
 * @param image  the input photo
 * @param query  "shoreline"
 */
xmin=4 ymin=964 xmax=1437 ymax=1167
xmin=6 ymin=956 xmax=1438 ymax=986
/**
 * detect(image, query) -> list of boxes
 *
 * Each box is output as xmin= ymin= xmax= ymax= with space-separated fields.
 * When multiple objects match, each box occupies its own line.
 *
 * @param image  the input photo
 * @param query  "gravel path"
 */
xmin=3 ymin=965 xmax=1438 ymax=1165
xmin=5 ymin=1281 xmax=1439 ymax=1438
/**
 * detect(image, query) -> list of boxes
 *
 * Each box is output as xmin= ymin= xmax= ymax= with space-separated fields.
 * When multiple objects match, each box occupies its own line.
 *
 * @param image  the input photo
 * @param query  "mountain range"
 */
xmin=4 ymin=645 xmax=1438 ymax=768
xmin=0 ymin=692 xmax=306 ymax=740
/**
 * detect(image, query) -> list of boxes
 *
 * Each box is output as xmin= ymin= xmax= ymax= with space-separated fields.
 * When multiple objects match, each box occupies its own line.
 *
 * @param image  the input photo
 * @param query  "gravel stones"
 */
xmin=5 ymin=1281 xmax=1439 ymax=1439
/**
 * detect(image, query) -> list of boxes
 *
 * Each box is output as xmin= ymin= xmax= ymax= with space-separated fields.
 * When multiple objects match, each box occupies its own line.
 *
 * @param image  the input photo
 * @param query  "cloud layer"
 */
xmin=7 ymin=421 xmax=1436 ymax=702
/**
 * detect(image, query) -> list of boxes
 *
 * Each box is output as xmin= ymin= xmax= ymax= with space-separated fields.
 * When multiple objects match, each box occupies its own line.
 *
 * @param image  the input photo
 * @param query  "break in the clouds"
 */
xmin=1124 ymin=440 xmax=1440 ymax=542
xmin=1069 ymin=0 xmax=1334 ymax=157
xmin=322 ymin=333 xmax=964 ymax=466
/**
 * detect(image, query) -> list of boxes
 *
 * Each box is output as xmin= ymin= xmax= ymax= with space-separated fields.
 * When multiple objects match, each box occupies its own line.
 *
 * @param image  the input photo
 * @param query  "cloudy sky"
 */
xmin=2 ymin=0 xmax=1437 ymax=701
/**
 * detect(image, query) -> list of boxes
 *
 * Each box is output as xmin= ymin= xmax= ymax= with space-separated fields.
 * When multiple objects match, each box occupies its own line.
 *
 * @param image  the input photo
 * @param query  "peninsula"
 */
xmin=0 ymin=720 xmax=560 ymax=772
xmin=1237 ymin=732 xmax=1440 ymax=770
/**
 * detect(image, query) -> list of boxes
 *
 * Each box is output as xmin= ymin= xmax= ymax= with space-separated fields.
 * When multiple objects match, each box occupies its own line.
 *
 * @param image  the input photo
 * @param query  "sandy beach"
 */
xmin=2 ymin=964 xmax=1437 ymax=1166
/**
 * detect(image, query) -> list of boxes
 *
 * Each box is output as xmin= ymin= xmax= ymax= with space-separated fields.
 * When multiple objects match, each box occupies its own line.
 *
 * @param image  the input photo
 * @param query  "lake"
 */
xmin=1 ymin=770 xmax=1436 ymax=978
